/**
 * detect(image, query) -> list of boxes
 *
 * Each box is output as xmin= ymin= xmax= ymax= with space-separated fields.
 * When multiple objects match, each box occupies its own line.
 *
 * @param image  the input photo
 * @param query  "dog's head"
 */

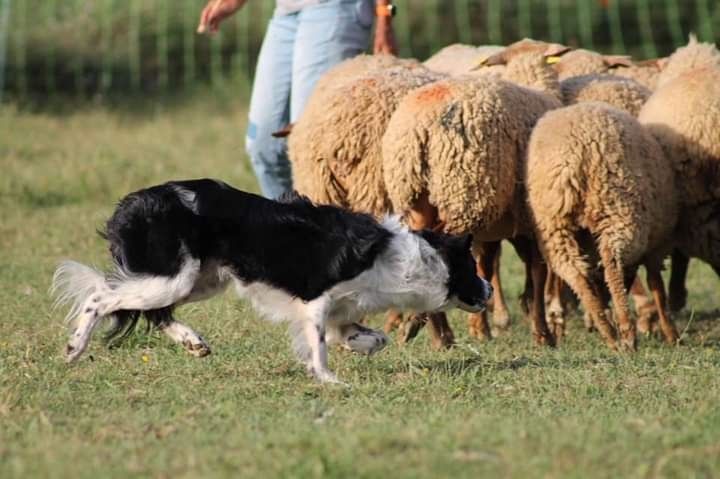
xmin=418 ymin=231 xmax=493 ymax=312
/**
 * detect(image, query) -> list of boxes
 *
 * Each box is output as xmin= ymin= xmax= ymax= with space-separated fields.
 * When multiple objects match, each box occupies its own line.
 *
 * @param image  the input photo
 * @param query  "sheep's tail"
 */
xmin=526 ymin=126 xmax=589 ymax=285
xmin=51 ymin=260 xmax=107 ymax=325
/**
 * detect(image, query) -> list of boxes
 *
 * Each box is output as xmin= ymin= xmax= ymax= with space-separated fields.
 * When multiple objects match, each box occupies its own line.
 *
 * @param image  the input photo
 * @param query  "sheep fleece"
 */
xmin=527 ymin=102 xmax=676 ymax=282
xmin=383 ymin=76 xmax=559 ymax=234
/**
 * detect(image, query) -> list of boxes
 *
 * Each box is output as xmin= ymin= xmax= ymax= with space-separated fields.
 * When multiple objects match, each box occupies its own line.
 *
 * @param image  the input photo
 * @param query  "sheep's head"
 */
xmin=658 ymin=33 xmax=720 ymax=87
xmin=551 ymin=49 xmax=633 ymax=79
xmin=475 ymin=38 xmax=571 ymax=68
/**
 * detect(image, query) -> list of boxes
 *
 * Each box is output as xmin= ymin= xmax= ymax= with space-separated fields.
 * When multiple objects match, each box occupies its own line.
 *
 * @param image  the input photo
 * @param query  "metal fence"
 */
xmin=1 ymin=0 xmax=719 ymax=98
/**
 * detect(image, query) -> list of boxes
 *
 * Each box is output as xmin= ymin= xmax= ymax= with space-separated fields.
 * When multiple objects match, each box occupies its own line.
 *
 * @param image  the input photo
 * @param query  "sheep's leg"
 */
xmin=528 ymin=243 xmax=555 ymax=347
xmin=490 ymin=243 xmax=511 ymax=331
xmin=509 ymin=238 xmax=533 ymax=319
xmin=468 ymin=241 xmax=498 ymax=341
xmin=598 ymin=246 xmax=636 ymax=352
xmin=383 ymin=309 xmax=403 ymax=334
xmin=398 ymin=312 xmax=454 ymax=350
xmin=631 ymin=276 xmax=657 ymax=335
xmin=668 ymin=249 xmax=690 ymax=312
xmin=646 ymin=266 xmax=680 ymax=345
xmin=427 ymin=313 xmax=455 ymax=350
xmin=399 ymin=191 xmax=455 ymax=350
xmin=545 ymin=270 xmax=566 ymax=341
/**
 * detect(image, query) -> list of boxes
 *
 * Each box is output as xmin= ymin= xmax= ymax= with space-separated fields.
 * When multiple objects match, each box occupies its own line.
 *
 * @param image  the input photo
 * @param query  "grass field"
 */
xmin=1 ymin=95 xmax=719 ymax=479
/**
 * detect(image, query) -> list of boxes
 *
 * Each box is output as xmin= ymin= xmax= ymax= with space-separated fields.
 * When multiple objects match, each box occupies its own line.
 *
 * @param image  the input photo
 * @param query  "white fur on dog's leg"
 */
xmin=159 ymin=320 xmax=211 ymax=357
xmin=65 ymin=298 xmax=104 ymax=362
xmin=340 ymin=323 xmax=389 ymax=355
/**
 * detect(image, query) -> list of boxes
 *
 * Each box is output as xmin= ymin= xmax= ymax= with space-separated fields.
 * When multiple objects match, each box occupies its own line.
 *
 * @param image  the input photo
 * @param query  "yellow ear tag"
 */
xmin=546 ymin=56 xmax=562 ymax=64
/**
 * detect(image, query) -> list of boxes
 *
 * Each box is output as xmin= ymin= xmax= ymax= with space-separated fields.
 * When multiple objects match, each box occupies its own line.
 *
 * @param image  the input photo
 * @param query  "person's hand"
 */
xmin=197 ymin=0 xmax=246 ymax=34
xmin=373 ymin=17 xmax=398 ymax=55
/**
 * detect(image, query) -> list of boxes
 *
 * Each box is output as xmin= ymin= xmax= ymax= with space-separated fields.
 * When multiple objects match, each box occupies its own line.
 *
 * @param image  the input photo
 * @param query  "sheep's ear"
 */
xmin=636 ymin=57 xmax=668 ymax=70
xmin=543 ymin=43 xmax=572 ymax=63
xmin=688 ymin=32 xmax=698 ymax=45
xmin=603 ymin=55 xmax=633 ymax=68
xmin=475 ymin=50 xmax=507 ymax=68
xmin=271 ymin=123 xmax=294 ymax=138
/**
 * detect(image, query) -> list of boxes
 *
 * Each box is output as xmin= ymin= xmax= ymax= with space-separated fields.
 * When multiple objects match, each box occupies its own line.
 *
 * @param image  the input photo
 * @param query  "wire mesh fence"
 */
xmin=1 ymin=0 xmax=718 ymax=98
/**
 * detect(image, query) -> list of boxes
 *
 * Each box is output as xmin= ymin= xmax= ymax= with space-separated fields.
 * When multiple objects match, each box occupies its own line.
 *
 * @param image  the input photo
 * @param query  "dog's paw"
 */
xmin=342 ymin=324 xmax=388 ymax=355
xmin=182 ymin=337 xmax=212 ymax=358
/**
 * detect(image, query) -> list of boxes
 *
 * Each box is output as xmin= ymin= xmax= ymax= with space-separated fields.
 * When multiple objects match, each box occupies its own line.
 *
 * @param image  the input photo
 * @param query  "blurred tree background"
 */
xmin=0 ymin=0 xmax=718 ymax=100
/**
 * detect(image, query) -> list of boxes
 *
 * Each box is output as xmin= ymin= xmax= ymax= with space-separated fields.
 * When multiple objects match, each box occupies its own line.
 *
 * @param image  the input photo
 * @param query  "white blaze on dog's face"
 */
xmin=417 ymin=231 xmax=493 ymax=312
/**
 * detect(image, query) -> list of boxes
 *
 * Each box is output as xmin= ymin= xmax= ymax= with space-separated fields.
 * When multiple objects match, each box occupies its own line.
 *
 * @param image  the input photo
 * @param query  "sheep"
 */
xmin=423 ymin=43 xmax=504 ymax=76
xmin=382 ymin=44 xmax=569 ymax=346
xmin=560 ymin=74 xmax=651 ymax=117
xmin=655 ymin=34 xmax=720 ymax=88
xmin=527 ymin=102 xmax=680 ymax=351
xmin=613 ymin=58 xmax=665 ymax=91
xmin=289 ymin=62 xmax=443 ymax=216
xmin=638 ymin=37 xmax=720 ymax=320
xmin=553 ymin=48 xmax=633 ymax=80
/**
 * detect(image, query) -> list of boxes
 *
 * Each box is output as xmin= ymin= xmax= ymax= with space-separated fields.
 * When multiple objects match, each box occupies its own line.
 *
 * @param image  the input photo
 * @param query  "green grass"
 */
xmin=1 ymin=97 xmax=719 ymax=479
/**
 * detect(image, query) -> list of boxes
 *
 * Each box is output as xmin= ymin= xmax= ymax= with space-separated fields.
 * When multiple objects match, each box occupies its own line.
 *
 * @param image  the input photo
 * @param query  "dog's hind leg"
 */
xmin=145 ymin=308 xmax=211 ymax=357
xmin=61 ymin=259 xmax=201 ymax=362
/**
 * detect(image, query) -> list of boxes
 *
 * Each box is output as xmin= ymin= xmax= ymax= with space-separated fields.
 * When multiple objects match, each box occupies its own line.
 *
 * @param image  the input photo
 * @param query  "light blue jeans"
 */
xmin=245 ymin=0 xmax=373 ymax=199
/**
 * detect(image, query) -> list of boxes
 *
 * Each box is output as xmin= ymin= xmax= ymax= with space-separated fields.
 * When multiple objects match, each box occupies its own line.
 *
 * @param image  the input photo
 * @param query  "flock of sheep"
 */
xmin=282 ymin=36 xmax=720 ymax=352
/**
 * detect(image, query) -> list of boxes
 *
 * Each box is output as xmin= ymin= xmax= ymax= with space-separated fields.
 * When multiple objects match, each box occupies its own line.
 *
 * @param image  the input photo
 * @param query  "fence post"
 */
xmin=14 ymin=0 xmax=25 ymax=96
xmin=636 ymin=0 xmax=658 ymax=59
xmin=129 ymin=0 xmax=141 ymax=91
xmin=696 ymin=0 xmax=714 ymax=42
xmin=100 ymin=0 xmax=113 ymax=94
xmin=157 ymin=0 xmax=168 ymax=91
xmin=517 ymin=0 xmax=532 ymax=40
xmin=607 ymin=0 xmax=626 ymax=54
xmin=577 ymin=0 xmax=594 ymax=50
xmin=184 ymin=0 xmax=196 ymax=87
xmin=0 ymin=0 xmax=10 ymax=102
xmin=547 ymin=0 xmax=563 ymax=44
xmin=487 ymin=0 xmax=502 ymax=45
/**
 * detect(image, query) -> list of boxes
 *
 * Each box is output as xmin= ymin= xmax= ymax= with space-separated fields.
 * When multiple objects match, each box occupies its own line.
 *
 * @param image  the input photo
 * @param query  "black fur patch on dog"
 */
xmin=102 ymin=179 xmax=392 ymax=302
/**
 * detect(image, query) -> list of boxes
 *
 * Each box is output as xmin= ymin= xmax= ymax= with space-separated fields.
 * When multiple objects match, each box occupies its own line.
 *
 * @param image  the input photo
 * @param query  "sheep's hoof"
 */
xmin=618 ymin=331 xmax=637 ymax=353
xmin=491 ymin=311 xmax=511 ymax=331
xmin=534 ymin=331 xmax=556 ymax=348
xmin=397 ymin=314 xmax=426 ymax=345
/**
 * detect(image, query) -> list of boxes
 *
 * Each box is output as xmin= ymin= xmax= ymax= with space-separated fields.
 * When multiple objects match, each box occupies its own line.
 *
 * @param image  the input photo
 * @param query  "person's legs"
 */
xmin=246 ymin=13 xmax=297 ymax=199
xmin=290 ymin=0 xmax=372 ymax=121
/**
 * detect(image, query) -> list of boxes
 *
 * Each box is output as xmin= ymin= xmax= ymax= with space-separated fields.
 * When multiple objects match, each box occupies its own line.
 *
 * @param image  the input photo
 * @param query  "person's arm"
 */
xmin=197 ymin=0 xmax=248 ymax=34
xmin=373 ymin=0 xmax=398 ymax=55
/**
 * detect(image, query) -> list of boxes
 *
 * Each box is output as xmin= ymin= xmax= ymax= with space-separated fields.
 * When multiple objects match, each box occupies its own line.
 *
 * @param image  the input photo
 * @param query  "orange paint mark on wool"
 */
xmin=413 ymin=83 xmax=452 ymax=104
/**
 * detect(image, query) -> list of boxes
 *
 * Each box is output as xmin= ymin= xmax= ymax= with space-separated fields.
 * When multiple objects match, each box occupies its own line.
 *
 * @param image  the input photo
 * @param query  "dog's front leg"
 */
xmin=297 ymin=298 xmax=343 ymax=385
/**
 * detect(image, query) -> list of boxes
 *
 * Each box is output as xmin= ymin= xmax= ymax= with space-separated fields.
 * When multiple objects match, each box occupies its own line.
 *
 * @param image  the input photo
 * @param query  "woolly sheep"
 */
xmin=613 ymin=58 xmax=664 ymax=90
xmin=423 ymin=43 xmax=504 ymax=76
xmin=289 ymin=62 xmax=443 ymax=215
xmin=383 ymin=47 xmax=567 ymax=346
xmin=553 ymin=48 xmax=633 ymax=80
xmin=656 ymin=34 xmax=720 ymax=88
xmin=560 ymin=74 xmax=651 ymax=116
xmin=527 ymin=102 xmax=680 ymax=351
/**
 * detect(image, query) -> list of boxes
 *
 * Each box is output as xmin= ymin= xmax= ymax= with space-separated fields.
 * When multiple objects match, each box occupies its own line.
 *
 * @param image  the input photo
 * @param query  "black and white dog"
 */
xmin=53 ymin=179 xmax=492 ymax=383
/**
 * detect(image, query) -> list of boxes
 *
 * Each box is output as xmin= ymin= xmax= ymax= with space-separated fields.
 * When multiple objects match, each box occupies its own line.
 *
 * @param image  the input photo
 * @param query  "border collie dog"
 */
xmin=53 ymin=179 xmax=492 ymax=383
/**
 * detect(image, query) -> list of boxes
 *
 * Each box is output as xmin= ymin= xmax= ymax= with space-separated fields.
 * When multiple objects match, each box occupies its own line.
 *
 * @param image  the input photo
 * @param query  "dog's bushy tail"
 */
xmin=51 ymin=260 xmax=142 ymax=345
xmin=52 ymin=260 xmax=107 ymax=324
